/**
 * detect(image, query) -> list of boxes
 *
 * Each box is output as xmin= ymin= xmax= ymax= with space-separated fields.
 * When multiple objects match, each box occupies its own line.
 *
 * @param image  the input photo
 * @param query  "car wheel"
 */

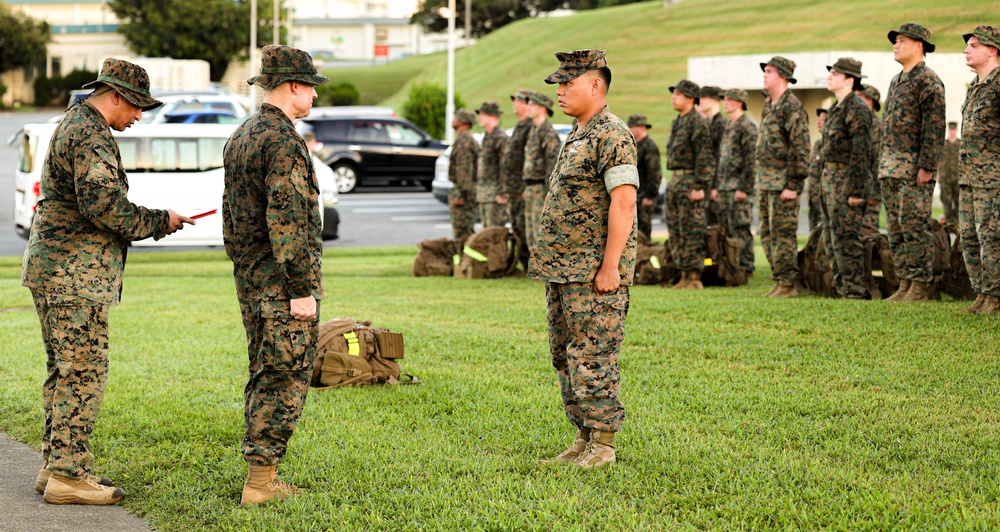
xmin=331 ymin=163 xmax=358 ymax=194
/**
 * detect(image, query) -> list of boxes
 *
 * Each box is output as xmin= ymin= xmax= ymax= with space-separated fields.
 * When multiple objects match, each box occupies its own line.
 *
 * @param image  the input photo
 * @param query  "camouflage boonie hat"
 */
xmin=248 ymin=45 xmax=330 ymax=90
xmin=454 ymin=108 xmax=476 ymax=125
xmin=627 ymin=114 xmax=652 ymax=128
xmin=760 ymin=56 xmax=797 ymax=84
xmin=700 ymin=86 xmax=724 ymax=100
xmin=963 ymin=25 xmax=1000 ymax=50
xmin=475 ymin=101 xmax=503 ymax=116
xmin=82 ymin=58 xmax=162 ymax=111
xmin=528 ymin=92 xmax=554 ymax=117
xmin=815 ymin=107 xmax=829 ymax=117
xmin=858 ymin=83 xmax=881 ymax=112
xmin=510 ymin=89 xmax=533 ymax=102
xmin=669 ymin=79 xmax=701 ymax=101
xmin=888 ymin=23 xmax=936 ymax=53
xmin=724 ymin=88 xmax=748 ymax=103
xmin=827 ymin=57 xmax=866 ymax=79
xmin=544 ymin=49 xmax=607 ymax=85
xmin=948 ymin=121 xmax=958 ymax=128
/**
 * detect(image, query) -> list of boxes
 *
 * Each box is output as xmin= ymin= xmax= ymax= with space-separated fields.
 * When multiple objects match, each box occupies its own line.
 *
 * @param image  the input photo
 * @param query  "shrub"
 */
xmin=316 ymin=81 xmax=360 ymax=106
xmin=401 ymin=81 xmax=465 ymax=141
xmin=0 ymin=82 xmax=7 ymax=108
xmin=33 ymin=68 xmax=98 ymax=107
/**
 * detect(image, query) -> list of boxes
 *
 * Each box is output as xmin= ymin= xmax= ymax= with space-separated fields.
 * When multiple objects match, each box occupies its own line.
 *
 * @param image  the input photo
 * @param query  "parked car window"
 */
xmin=119 ymin=139 xmax=140 ymax=171
xmin=313 ymin=120 xmax=349 ymax=143
xmin=145 ymin=138 xmax=227 ymax=172
xmin=349 ymin=122 xmax=389 ymax=143
xmin=386 ymin=122 xmax=424 ymax=146
xmin=18 ymin=133 xmax=36 ymax=173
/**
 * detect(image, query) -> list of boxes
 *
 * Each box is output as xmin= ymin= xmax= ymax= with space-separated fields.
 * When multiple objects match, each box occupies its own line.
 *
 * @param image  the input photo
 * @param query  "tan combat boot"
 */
xmin=574 ymin=430 xmax=616 ymax=469
xmin=35 ymin=462 xmax=114 ymax=494
xmin=539 ymin=428 xmax=591 ymax=464
xmin=240 ymin=464 xmax=302 ymax=505
xmin=886 ymin=279 xmax=911 ymax=302
xmin=977 ymin=295 xmax=1000 ymax=315
xmin=672 ymin=271 xmax=691 ymax=290
xmin=764 ymin=282 xmax=780 ymax=298
xmin=900 ymin=281 xmax=930 ymax=302
xmin=770 ymin=280 xmax=798 ymax=298
xmin=962 ymin=294 xmax=986 ymax=313
xmin=43 ymin=473 xmax=125 ymax=505
xmin=688 ymin=270 xmax=704 ymax=290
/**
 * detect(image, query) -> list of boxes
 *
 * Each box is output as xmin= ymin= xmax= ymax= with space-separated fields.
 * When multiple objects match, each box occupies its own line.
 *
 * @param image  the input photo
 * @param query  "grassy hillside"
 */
xmin=323 ymin=0 xmax=992 ymax=132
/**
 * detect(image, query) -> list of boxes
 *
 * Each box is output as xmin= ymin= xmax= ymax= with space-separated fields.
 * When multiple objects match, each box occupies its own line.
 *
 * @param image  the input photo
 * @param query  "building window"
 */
xmin=51 ymin=57 xmax=62 ymax=78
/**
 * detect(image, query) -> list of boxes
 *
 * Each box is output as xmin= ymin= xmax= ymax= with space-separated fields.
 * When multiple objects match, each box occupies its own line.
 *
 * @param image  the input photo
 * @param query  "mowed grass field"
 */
xmin=1 ymin=245 xmax=999 ymax=530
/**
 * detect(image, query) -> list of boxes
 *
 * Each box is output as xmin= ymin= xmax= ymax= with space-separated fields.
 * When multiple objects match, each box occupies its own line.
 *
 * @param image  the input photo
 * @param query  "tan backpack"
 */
xmin=701 ymin=225 xmax=747 ymax=287
xmin=311 ymin=318 xmax=416 ymax=389
xmin=633 ymin=234 xmax=676 ymax=285
xmin=454 ymin=227 xmax=522 ymax=279
xmin=413 ymin=238 xmax=456 ymax=277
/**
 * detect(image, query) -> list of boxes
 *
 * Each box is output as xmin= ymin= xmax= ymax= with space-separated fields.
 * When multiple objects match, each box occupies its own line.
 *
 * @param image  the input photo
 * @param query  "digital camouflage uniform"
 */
xmin=635 ymin=132 xmax=662 ymax=242
xmin=501 ymin=112 xmax=533 ymax=265
xmin=807 ymin=136 xmax=825 ymax=230
xmin=756 ymin=87 xmax=811 ymax=283
xmin=864 ymin=114 xmax=884 ymax=228
xmin=959 ymin=29 xmax=1000 ymax=299
xmin=820 ymin=88 xmax=873 ymax=299
xmin=706 ymin=110 xmax=730 ymax=227
xmin=879 ymin=52 xmax=946 ymax=285
xmin=448 ymin=114 xmax=480 ymax=255
xmin=939 ymin=136 xmax=960 ymax=226
xmin=22 ymin=59 xmax=170 ymax=482
xmin=476 ymin=122 xmax=509 ymax=228
xmin=523 ymin=117 xmax=562 ymax=252
xmin=716 ymin=112 xmax=758 ymax=273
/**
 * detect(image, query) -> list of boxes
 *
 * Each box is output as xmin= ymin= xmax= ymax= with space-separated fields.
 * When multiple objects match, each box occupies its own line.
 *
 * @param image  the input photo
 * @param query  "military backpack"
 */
xmin=413 ymin=238 xmax=456 ymax=277
xmin=454 ymin=227 xmax=522 ymax=279
xmin=700 ymin=225 xmax=747 ymax=287
xmin=311 ymin=318 xmax=416 ymax=389
xmin=633 ymin=234 xmax=676 ymax=285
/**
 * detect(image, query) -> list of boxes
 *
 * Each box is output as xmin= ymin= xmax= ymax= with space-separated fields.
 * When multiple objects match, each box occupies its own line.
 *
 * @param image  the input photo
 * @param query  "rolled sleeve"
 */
xmin=605 ymin=164 xmax=639 ymax=193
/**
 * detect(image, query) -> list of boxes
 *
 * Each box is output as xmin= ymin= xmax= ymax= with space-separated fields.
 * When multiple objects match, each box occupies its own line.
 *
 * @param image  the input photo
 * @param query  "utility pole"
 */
xmin=445 ymin=0 xmax=455 ymax=143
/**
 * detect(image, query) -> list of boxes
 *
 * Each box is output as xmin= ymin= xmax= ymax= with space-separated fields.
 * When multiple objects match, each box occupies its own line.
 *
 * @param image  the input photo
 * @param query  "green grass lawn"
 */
xmin=1 ymin=245 xmax=999 ymax=530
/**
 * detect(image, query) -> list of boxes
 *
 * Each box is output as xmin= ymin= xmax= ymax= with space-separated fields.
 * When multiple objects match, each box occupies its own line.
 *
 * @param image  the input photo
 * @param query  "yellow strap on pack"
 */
xmin=704 ymin=257 xmax=714 ymax=266
xmin=452 ymin=254 xmax=460 ymax=265
xmin=649 ymin=256 xmax=661 ymax=270
xmin=463 ymin=246 xmax=488 ymax=262
xmin=343 ymin=331 xmax=360 ymax=356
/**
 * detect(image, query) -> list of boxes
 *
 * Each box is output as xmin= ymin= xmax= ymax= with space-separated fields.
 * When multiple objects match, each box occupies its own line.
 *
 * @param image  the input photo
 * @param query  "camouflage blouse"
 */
xmin=716 ymin=114 xmax=758 ymax=193
xmin=878 ymin=61 xmax=946 ymax=180
xmin=476 ymin=126 xmax=508 ymax=201
xmin=960 ymin=66 xmax=1000 ymax=188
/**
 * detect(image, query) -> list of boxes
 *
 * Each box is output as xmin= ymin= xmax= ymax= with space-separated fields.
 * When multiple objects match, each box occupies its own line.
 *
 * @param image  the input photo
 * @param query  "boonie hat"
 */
xmin=544 ymin=49 xmax=607 ymax=85
xmin=627 ymin=114 xmax=652 ymax=128
xmin=858 ymin=84 xmax=881 ymax=112
xmin=669 ymin=79 xmax=701 ymax=102
xmin=248 ymin=45 xmax=330 ymax=90
xmin=476 ymin=101 xmax=503 ymax=116
xmin=700 ymin=86 xmax=724 ymax=100
xmin=760 ymin=56 xmax=797 ymax=84
xmin=888 ymin=23 xmax=936 ymax=53
xmin=510 ymin=89 xmax=533 ymax=102
xmin=724 ymin=88 xmax=749 ymax=110
xmin=827 ymin=57 xmax=866 ymax=91
xmin=963 ymin=25 xmax=1000 ymax=50
xmin=528 ymin=92 xmax=554 ymax=117
xmin=454 ymin=108 xmax=476 ymax=125
xmin=948 ymin=121 xmax=958 ymax=128
xmin=815 ymin=108 xmax=829 ymax=117
xmin=82 ymin=58 xmax=163 ymax=111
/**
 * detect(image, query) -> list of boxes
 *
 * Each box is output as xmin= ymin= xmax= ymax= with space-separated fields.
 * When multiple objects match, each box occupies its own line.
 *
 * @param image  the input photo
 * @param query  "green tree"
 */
xmin=108 ymin=0 xmax=285 ymax=81
xmin=401 ymin=82 xmax=465 ymax=141
xmin=0 ymin=4 xmax=50 ymax=76
xmin=316 ymin=81 xmax=360 ymax=106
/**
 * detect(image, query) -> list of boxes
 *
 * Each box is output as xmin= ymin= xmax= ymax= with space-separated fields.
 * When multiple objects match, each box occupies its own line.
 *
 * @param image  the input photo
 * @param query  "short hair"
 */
xmin=596 ymin=67 xmax=612 ymax=92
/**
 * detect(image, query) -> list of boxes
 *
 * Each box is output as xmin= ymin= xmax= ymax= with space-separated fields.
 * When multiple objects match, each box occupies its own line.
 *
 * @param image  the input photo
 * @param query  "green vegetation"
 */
xmin=2 ymin=245 xmax=999 ymax=529
xmin=401 ymin=81 xmax=466 ymax=140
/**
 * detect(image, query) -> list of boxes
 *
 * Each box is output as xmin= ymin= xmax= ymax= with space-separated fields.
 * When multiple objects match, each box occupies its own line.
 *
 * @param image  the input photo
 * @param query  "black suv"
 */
xmin=302 ymin=115 xmax=446 ymax=193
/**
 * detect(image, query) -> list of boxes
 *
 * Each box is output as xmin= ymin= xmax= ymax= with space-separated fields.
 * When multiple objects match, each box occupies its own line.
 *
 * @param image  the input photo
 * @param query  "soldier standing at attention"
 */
xmin=958 ymin=26 xmax=1000 ymax=314
xmin=880 ymin=24 xmax=946 ymax=303
xmin=22 ymin=59 xmax=191 ymax=505
xmin=522 ymin=92 xmax=562 ymax=253
xmin=530 ymin=49 xmax=637 ymax=469
xmin=500 ymin=90 xmax=533 ymax=266
xmin=939 ymin=121 xmax=960 ymax=226
xmin=856 ymin=84 xmax=884 ymax=228
xmin=820 ymin=58 xmax=873 ymax=299
xmin=223 ymin=45 xmax=328 ymax=505
xmin=699 ymin=86 xmax=729 ymax=227
xmin=715 ymin=89 xmax=759 ymax=279
xmin=756 ymin=56 xmax=811 ymax=298
xmin=807 ymin=108 xmax=828 ymax=231
xmin=447 ymin=109 xmax=480 ymax=256
xmin=665 ymin=80 xmax=713 ymax=290
xmin=627 ymin=114 xmax=662 ymax=242
xmin=475 ymin=101 xmax=509 ymax=228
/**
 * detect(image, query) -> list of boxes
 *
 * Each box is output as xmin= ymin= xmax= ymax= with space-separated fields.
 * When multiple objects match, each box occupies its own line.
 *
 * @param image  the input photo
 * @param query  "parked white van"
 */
xmin=13 ymin=122 xmax=339 ymax=246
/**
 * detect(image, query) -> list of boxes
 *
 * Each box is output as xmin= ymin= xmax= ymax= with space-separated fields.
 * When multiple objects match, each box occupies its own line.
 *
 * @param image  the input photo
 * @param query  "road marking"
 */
xmin=352 ymin=207 xmax=448 ymax=214
xmin=338 ymin=198 xmax=441 ymax=207
xmin=391 ymin=215 xmax=451 ymax=222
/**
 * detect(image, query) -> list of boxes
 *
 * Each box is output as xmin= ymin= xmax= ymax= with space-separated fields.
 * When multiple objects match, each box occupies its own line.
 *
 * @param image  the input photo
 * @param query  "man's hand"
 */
xmin=641 ymin=197 xmax=654 ymax=208
xmin=690 ymin=189 xmax=706 ymax=202
xmin=290 ymin=296 xmax=317 ymax=320
xmin=166 ymin=210 xmax=195 ymax=235
xmin=917 ymin=168 xmax=934 ymax=186
xmin=780 ymin=188 xmax=798 ymax=201
xmin=734 ymin=190 xmax=748 ymax=203
xmin=496 ymin=194 xmax=508 ymax=205
xmin=594 ymin=264 xmax=621 ymax=294
xmin=847 ymin=196 xmax=864 ymax=207
xmin=710 ymin=189 xmax=719 ymax=202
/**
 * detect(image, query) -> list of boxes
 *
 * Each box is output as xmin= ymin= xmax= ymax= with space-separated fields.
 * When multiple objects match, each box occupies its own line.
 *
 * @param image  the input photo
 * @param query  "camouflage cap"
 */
xmin=528 ymin=92 xmax=554 ymax=117
xmin=857 ymin=83 xmax=881 ymax=112
xmin=475 ymin=101 xmax=503 ymax=116
xmin=948 ymin=121 xmax=958 ymax=128
xmin=627 ymin=114 xmax=652 ymax=128
xmin=827 ymin=57 xmax=866 ymax=79
xmin=454 ymin=108 xmax=476 ymax=125
xmin=700 ymin=86 xmax=724 ymax=100
xmin=888 ymin=23 xmax=936 ymax=53
xmin=82 ymin=58 xmax=162 ymax=111
xmin=669 ymin=79 xmax=701 ymax=101
xmin=544 ymin=49 xmax=607 ymax=85
xmin=510 ymin=89 xmax=533 ymax=102
xmin=760 ymin=56 xmax=797 ymax=84
xmin=724 ymin=88 xmax=749 ymax=104
xmin=963 ymin=25 xmax=1000 ymax=50
xmin=248 ymin=45 xmax=330 ymax=90
xmin=815 ymin=107 xmax=829 ymax=117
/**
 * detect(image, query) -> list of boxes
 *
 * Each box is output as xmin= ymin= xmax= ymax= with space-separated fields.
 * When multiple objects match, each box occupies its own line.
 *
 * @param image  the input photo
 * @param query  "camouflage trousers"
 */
xmin=717 ymin=190 xmax=755 ymax=272
xmin=506 ymin=194 xmax=529 ymax=268
xmin=959 ymin=186 xmax=1000 ymax=296
xmin=882 ymin=178 xmax=935 ymax=283
xmin=449 ymin=196 xmax=477 ymax=256
xmin=820 ymin=165 xmax=868 ymax=298
xmin=807 ymin=173 xmax=823 ymax=231
xmin=864 ymin=179 xmax=883 ymax=229
xmin=545 ymin=282 xmax=627 ymax=433
xmin=664 ymin=180 xmax=706 ymax=272
xmin=758 ymin=189 xmax=800 ymax=282
xmin=940 ymin=177 xmax=960 ymax=227
xmin=478 ymin=201 xmax=508 ymax=229
xmin=31 ymin=292 xmax=109 ymax=479
xmin=637 ymin=200 xmax=655 ymax=243
xmin=238 ymin=296 xmax=319 ymax=466
xmin=524 ymin=183 xmax=547 ymax=252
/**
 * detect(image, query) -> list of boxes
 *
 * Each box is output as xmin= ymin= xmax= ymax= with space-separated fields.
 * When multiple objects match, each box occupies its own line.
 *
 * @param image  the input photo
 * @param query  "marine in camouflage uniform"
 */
xmin=807 ymin=109 xmax=828 ymax=231
xmin=448 ymin=109 xmax=480 ymax=256
xmin=756 ymin=56 xmax=811 ymax=297
xmin=880 ymin=24 xmax=947 ymax=302
xmin=22 ymin=59 xmax=185 ymax=505
xmin=939 ymin=122 xmax=960 ymax=226
xmin=223 ymin=45 xmax=328 ymax=505
xmin=474 ymin=101 xmax=509 ymax=228
xmin=958 ymin=26 xmax=1000 ymax=314
xmin=716 ymin=89 xmax=758 ymax=275
xmin=819 ymin=58 xmax=873 ymax=299
xmin=665 ymin=79 xmax=713 ymax=289
xmin=530 ymin=50 xmax=638 ymax=469
xmin=500 ymin=90 xmax=533 ymax=267
xmin=523 ymin=92 xmax=562 ymax=253
xmin=627 ymin=114 xmax=662 ymax=242
xmin=700 ymin=86 xmax=729 ymax=227
xmin=856 ymin=84 xmax=884 ymax=229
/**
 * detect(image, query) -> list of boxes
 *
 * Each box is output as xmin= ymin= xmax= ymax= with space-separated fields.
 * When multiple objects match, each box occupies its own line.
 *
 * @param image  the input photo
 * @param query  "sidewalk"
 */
xmin=0 ymin=434 xmax=152 ymax=532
